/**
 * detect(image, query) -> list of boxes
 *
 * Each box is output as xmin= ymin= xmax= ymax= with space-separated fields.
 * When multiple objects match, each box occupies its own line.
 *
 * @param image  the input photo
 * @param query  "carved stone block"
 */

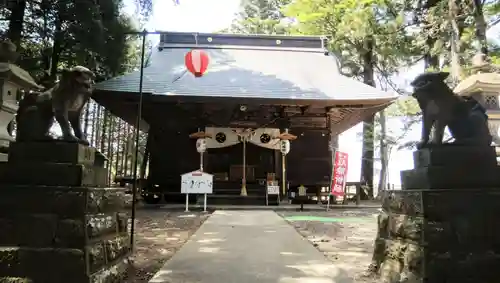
xmin=0 ymin=245 xmax=130 ymax=283
xmin=0 ymin=163 xmax=107 ymax=187
xmin=0 ymin=186 xmax=130 ymax=283
xmin=0 ymin=213 xmax=124 ymax=249
xmin=413 ymin=146 xmax=497 ymax=168
xmin=8 ymin=142 xmax=96 ymax=166
xmin=0 ymin=277 xmax=33 ymax=283
xmin=382 ymin=189 xmax=500 ymax=218
xmin=0 ymin=186 xmax=128 ymax=217
xmin=377 ymin=238 xmax=500 ymax=283
xmin=377 ymin=189 xmax=500 ymax=282
xmin=401 ymin=166 xmax=500 ymax=189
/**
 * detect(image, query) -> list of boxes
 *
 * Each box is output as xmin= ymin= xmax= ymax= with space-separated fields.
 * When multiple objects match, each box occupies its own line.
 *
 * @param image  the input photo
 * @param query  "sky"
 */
xmin=121 ymin=0 xmax=499 ymax=190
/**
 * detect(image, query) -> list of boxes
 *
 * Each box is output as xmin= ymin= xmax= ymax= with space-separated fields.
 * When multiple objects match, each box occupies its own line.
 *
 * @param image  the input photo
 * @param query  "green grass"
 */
xmin=284 ymin=216 xmax=371 ymax=223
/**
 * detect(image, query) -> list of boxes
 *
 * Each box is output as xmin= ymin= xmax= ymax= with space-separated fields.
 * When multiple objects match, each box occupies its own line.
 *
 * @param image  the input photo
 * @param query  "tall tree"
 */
xmin=285 ymin=0 xmax=417 ymax=198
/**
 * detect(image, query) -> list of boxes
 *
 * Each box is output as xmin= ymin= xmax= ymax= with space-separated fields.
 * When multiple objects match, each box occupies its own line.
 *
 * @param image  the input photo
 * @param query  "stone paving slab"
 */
xmin=149 ymin=210 xmax=356 ymax=283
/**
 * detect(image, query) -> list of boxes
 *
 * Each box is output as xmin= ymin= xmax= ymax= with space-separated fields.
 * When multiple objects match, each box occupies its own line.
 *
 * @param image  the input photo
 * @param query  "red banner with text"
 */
xmin=330 ymin=151 xmax=348 ymax=196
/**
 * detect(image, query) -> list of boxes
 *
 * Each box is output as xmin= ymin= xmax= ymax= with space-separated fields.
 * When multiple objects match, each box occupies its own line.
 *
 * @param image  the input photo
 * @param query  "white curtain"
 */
xmin=205 ymin=127 xmax=280 ymax=150
xmin=205 ymin=127 xmax=241 ymax=149
xmin=247 ymin=128 xmax=280 ymax=150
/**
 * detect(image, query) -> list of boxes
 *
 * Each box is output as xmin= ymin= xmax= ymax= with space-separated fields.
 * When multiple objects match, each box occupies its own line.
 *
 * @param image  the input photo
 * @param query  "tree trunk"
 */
xmin=7 ymin=0 xmax=27 ymax=47
xmin=377 ymin=110 xmax=388 ymax=197
xmin=472 ymin=0 xmax=488 ymax=55
xmin=114 ymin=119 xmax=123 ymax=177
xmin=49 ymin=11 xmax=64 ymax=80
xmin=84 ymin=101 xmax=91 ymax=137
xmin=94 ymin=105 xmax=102 ymax=150
xmin=360 ymin=37 xmax=375 ymax=200
xmin=100 ymin=110 xmax=109 ymax=152
xmin=107 ymin=116 xmax=115 ymax=184
xmin=90 ymin=101 xmax=97 ymax=146
xmin=449 ymin=0 xmax=463 ymax=83
xmin=122 ymin=124 xmax=130 ymax=176
xmin=423 ymin=24 xmax=439 ymax=70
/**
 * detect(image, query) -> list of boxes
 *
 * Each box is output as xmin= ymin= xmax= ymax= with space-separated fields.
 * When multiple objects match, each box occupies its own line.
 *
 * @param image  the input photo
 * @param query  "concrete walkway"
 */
xmin=149 ymin=211 xmax=355 ymax=283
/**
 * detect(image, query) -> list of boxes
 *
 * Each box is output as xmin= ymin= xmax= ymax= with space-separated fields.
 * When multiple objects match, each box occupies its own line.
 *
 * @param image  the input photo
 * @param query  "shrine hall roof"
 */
xmin=94 ymin=32 xmax=397 ymax=105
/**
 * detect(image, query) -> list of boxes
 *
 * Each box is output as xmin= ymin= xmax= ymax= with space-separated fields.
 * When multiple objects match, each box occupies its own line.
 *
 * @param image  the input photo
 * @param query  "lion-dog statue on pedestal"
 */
xmin=410 ymin=71 xmax=492 ymax=149
xmin=16 ymin=66 xmax=95 ymax=145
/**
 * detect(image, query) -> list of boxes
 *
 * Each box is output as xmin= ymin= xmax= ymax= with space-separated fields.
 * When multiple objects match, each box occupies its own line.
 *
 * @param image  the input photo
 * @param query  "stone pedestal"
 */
xmin=373 ymin=146 xmax=500 ymax=283
xmin=0 ymin=141 xmax=130 ymax=283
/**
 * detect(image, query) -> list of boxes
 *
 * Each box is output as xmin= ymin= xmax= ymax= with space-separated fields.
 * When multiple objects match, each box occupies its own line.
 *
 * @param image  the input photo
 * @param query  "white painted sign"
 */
xmin=181 ymin=171 xmax=213 ymax=194
xmin=280 ymin=140 xmax=290 ymax=154
xmin=267 ymin=185 xmax=279 ymax=195
xmin=298 ymin=185 xmax=307 ymax=196
xmin=196 ymin=138 xmax=207 ymax=153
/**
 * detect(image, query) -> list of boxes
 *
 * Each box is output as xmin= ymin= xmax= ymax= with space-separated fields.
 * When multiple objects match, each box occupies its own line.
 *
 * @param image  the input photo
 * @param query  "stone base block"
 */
xmin=89 ymin=258 xmax=129 ymax=283
xmin=8 ymin=141 xmax=96 ymax=166
xmin=376 ymin=238 xmax=500 ymax=283
xmin=0 ymin=186 xmax=129 ymax=217
xmin=0 ymin=277 xmax=33 ymax=283
xmin=0 ymin=163 xmax=108 ymax=187
xmin=382 ymin=189 xmax=500 ymax=219
xmin=401 ymin=166 xmax=500 ymax=189
xmin=377 ymin=211 xmax=500 ymax=253
xmin=413 ymin=146 xmax=497 ymax=168
xmin=0 ymin=213 xmax=129 ymax=248
xmin=0 ymin=246 xmax=129 ymax=283
xmin=375 ymin=189 xmax=500 ymax=282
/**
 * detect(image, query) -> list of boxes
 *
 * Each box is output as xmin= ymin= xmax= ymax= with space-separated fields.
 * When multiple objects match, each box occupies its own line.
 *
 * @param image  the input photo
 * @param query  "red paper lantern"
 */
xmin=184 ymin=49 xmax=210 ymax=77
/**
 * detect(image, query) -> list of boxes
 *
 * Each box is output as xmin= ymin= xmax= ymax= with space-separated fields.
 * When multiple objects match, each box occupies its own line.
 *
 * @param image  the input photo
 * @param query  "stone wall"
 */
xmin=372 ymin=147 xmax=500 ymax=283
xmin=0 ymin=142 xmax=131 ymax=283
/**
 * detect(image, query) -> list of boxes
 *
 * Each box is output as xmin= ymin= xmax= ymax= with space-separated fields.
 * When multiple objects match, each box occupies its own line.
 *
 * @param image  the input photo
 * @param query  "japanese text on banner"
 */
xmin=331 ymin=151 xmax=349 ymax=196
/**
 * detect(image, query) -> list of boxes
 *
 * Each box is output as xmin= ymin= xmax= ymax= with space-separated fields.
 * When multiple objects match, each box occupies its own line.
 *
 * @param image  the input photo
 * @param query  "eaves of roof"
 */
xmin=94 ymin=33 xmax=397 ymax=106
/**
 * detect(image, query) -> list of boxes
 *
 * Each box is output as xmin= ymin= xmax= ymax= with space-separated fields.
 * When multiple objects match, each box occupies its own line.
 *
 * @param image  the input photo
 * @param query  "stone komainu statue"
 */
xmin=16 ymin=66 xmax=95 ymax=145
xmin=410 ymin=71 xmax=492 ymax=149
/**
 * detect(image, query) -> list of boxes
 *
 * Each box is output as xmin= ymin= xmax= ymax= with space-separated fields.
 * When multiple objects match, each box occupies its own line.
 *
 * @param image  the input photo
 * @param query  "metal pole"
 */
xmin=200 ymin=147 xmax=206 ymax=212
xmin=129 ymin=29 xmax=147 ymax=250
xmin=203 ymin=193 xmax=207 ymax=212
xmin=281 ymin=128 xmax=288 ymax=198
xmin=240 ymin=137 xmax=247 ymax=196
xmin=281 ymin=153 xmax=286 ymax=196
xmin=200 ymin=152 xmax=204 ymax=172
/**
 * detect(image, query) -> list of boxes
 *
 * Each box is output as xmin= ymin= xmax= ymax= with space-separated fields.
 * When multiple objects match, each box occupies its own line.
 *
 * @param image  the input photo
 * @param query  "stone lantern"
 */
xmin=454 ymin=54 xmax=500 ymax=158
xmin=0 ymin=40 xmax=41 ymax=161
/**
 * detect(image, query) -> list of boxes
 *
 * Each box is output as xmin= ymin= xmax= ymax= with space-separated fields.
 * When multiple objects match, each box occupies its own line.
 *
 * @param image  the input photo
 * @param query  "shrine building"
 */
xmin=92 ymin=31 xmax=397 ymax=205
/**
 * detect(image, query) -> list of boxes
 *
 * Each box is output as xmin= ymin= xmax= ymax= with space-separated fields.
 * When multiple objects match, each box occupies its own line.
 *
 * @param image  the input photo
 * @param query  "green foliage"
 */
xmin=385 ymin=97 xmax=421 ymax=116
xmin=3 ymin=0 xmax=142 ymax=83
xmin=284 ymin=0 xmax=419 ymax=78
xmin=227 ymin=0 xmax=292 ymax=34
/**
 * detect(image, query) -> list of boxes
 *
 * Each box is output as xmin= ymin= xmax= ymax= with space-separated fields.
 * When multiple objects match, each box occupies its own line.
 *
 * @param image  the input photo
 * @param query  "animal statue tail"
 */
xmin=15 ymin=91 xmax=54 ymax=142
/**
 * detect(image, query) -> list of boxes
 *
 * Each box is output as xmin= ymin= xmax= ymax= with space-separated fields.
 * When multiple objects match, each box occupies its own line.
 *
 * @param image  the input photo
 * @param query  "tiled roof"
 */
xmin=94 ymin=32 xmax=396 ymax=104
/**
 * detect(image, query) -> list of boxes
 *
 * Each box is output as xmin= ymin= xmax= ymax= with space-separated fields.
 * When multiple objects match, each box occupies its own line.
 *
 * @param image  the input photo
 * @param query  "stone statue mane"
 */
xmin=410 ymin=71 xmax=492 ymax=148
xmin=16 ymin=66 xmax=95 ymax=144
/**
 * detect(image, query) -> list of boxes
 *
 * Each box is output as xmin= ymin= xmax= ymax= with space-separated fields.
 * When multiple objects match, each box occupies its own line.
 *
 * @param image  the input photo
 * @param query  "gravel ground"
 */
xmin=124 ymin=208 xmax=211 ymax=283
xmin=279 ymin=208 xmax=380 ymax=282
